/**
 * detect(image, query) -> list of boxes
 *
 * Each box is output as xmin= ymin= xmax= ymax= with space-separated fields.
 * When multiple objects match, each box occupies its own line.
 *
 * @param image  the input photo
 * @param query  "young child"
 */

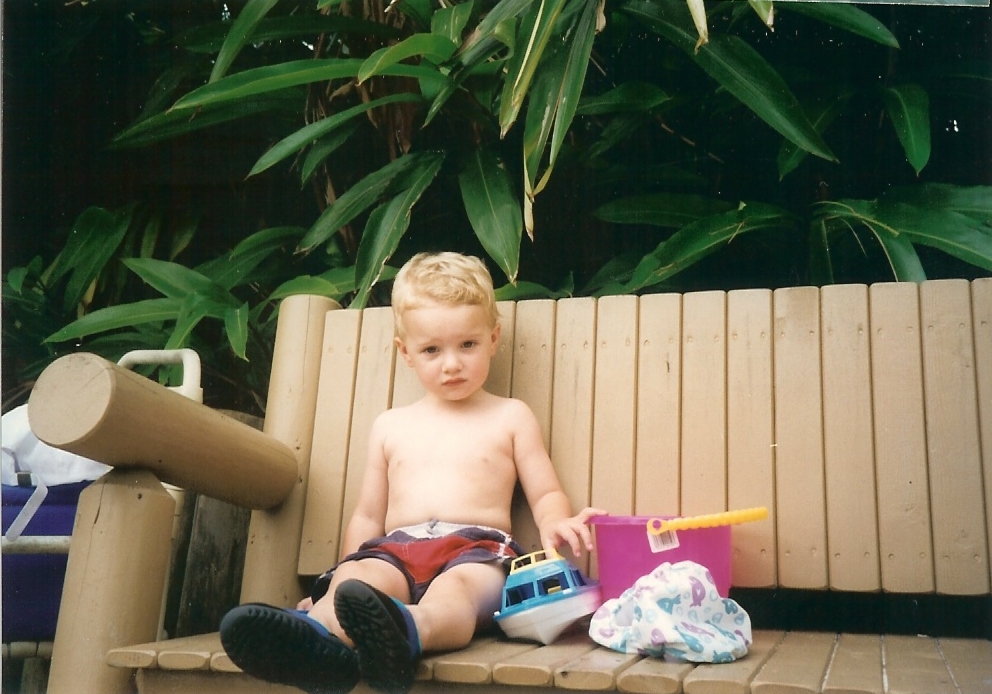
xmin=221 ymin=252 xmax=604 ymax=694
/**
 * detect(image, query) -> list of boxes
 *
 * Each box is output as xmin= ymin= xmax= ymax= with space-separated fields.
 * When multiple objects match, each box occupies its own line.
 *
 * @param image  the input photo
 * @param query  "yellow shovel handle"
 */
xmin=646 ymin=506 xmax=768 ymax=535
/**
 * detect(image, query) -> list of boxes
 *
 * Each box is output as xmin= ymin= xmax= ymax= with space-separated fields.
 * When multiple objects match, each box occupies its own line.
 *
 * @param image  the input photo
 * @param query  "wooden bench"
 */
xmin=27 ymin=278 xmax=992 ymax=694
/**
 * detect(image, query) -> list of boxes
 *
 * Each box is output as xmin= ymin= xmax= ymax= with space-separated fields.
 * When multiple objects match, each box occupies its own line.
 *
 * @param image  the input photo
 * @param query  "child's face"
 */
xmin=396 ymin=301 xmax=499 ymax=402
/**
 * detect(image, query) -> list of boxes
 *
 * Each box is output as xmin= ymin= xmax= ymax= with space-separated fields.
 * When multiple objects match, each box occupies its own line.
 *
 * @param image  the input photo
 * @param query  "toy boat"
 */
xmin=494 ymin=549 xmax=603 ymax=645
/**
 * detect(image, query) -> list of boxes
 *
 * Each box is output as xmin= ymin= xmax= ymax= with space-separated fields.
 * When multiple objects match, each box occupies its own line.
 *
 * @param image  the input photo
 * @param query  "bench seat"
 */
xmin=111 ymin=629 xmax=992 ymax=694
xmin=31 ymin=279 xmax=992 ymax=694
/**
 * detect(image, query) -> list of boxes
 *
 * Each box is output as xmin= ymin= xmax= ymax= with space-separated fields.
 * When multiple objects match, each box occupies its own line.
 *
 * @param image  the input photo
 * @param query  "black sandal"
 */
xmin=220 ymin=603 xmax=359 ymax=694
xmin=333 ymin=580 xmax=420 ymax=694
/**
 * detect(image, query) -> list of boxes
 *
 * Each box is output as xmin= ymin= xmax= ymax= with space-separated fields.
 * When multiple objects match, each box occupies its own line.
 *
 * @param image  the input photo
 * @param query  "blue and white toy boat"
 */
xmin=494 ymin=549 xmax=603 ymax=645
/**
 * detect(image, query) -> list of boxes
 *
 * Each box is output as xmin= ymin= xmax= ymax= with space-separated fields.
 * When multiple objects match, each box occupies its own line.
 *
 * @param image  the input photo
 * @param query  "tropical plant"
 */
xmin=4 ymin=0 xmax=989 ymax=410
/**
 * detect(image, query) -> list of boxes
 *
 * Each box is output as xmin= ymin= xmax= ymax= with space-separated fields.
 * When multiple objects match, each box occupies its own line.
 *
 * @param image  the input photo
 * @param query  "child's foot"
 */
xmin=220 ymin=603 xmax=359 ymax=694
xmin=333 ymin=579 xmax=421 ymax=694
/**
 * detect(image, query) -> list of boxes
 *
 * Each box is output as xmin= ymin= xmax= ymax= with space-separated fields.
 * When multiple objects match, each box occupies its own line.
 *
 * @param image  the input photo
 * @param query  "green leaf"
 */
xmin=47 ymin=206 xmax=134 ymax=313
xmin=395 ymin=0 xmax=434 ymax=28
xmin=748 ymin=0 xmax=774 ymax=30
xmin=7 ymin=267 xmax=28 ymax=294
xmin=166 ymin=294 xmax=213 ymax=350
xmin=358 ymin=34 xmax=457 ymax=84
xmin=248 ymin=93 xmax=421 ymax=177
xmin=624 ymin=0 xmax=836 ymax=163
xmin=139 ymin=215 xmax=161 ymax=259
xmin=177 ymin=15 xmax=402 ymax=53
xmin=224 ymin=303 xmax=251 ymax=360
xmin=882 ymin=183 xmax=992 ymax=221
xmin=432 ymin=2 xmax=475 ymax=44
xmin=45 ymin=298 xmax=183 ymax=343
xmin=595 ymin=193 xmax=734 ymax=227
xmin=777 ymin=89 xmax=852 ymax=180
xmin=169 ymin=216 xmax=199 ymax=261
xmin=883 ymin=84 xmax=931 ymax=176
xmin=498 ymin=0 xmax=569 ymax=136
xmin=300 ymin=152 xmax=444 ymax=253
xmin=198 ymin=226 xmax=306 ymax=290
xmin=875 ymin=230 xmax=927 ymax=283
xmin=494 ymin=279 xmax=572 ymax=301
xmin=124 ymin=258 xmax=241 ymax=308
xmin=459 ymin=148 xmax=523 ymax=283
xmin=353 ymin=154 xmax=445 ymax=308
xmin=458 ymin=0 xmax=534 ymax=67
xmin=267 ymin=268 xmax=357 ymax=302
xmin=210 ymin=0 xmax=280 ymax=83
xmin=624 ymin=203 xmax=795 ymax=292
xmin=576 ymin=81 xmax=671 ymax=116
xmin=172 ymin=59 xmax=445 ymax=111
xmin=527 ymin=0 xmax=600 ymax=198
xmin=113 ymin=92 xmax=299 ymax=149
xmin=814 ymin=189 xmax=992 ymax=281
xmin=776 ymin=2 xmax=899 ymax=48
xmin=300 ymin=122 xmax=360 ymax=185
xmin=172 ymin=59 xmax=364 ymax=110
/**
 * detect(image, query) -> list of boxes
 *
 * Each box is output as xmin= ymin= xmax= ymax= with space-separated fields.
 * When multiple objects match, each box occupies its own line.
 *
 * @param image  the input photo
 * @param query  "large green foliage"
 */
xmin=4 ymin=0 xmax=990 ymax=410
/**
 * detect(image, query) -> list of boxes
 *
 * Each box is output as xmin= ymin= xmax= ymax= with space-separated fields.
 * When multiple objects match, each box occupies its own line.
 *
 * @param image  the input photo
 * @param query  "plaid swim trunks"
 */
xmin=311 ymin=520 xmax=524 ymax=603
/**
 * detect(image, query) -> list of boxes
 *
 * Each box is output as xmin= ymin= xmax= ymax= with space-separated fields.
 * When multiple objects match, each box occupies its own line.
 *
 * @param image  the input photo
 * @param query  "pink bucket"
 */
xmin=590 ymin=516 xmax=732 ymax=600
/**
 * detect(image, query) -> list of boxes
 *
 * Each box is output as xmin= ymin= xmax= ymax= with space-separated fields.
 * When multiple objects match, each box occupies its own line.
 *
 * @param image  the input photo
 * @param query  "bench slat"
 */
xmin=884 ymin=635 xmax=956 ymax=694
xmin=682 ymin=629 xmax=784 ymax=694
xmin=136 ymin=669 xmax=298 ymax=693
xmin=822 ymin=285 xmax=882 ymax=592
xmin=939 ymin=637 xmax=992 ymax=694
xmin=869 ymin=283 xmax=935 ymax=593
xmin=428 ymin=637 xmax=536 ymax=684
xmin=821 ymin=632 xmax=883 ymax=694
xmin=726 ymin=289 xmax=776 ymax=589
xmin=973 ymin=278 xmax=992 ymax=591
xmin=634 ymin=293 xmax=682 ymax=517
xmin=554 ymin=648 xmax=640 ymax=691
xmin=920 ymin=280 xmax=990 ymax=595
xmin=340 ymin=307 xmax=396 ymax=546
xmin=750 ymin=630 xmax=835 ymax=694
xmin=492 ymin=632 xmax=597 ymax=687
xmin=107 ymin=634 xmax=221 ymax=670
xmin=773 ymin=287 xmax=829 ymax=590
xmin=550 ymin=299 xmax=597 ymax=574
xmin=300 ymin=308 xmax=363 ymax=576
xmin=510 ymin=300 xmax=557 ymax=555
xmin=591 ymin=296 xmax=639 ymax=516
xmin=680 ymin=290 xmax=727 ymax=517
xmin=615 ymin=657 xmax=693 ymax=694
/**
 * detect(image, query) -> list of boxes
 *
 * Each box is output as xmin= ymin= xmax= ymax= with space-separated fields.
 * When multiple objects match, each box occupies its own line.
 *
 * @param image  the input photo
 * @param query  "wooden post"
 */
xmin=47 ymin=469 xmax=175 ymax=694
xmin=28 ymin=355 xmax=296 ymax=509
xmin=240 ymin=295 xmax=339 ymax=607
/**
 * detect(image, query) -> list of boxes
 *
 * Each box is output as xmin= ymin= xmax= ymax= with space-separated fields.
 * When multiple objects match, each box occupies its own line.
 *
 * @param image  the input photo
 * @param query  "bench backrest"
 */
xmin=253 ymin=279 xmax=991 ymax=604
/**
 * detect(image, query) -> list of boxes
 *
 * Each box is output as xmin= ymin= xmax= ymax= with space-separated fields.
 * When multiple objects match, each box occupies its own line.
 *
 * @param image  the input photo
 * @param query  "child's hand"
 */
xmin=296 ymin=596 xmax=314 ymax=611
xmin=540 ymin=507 xmax=607 ymax=557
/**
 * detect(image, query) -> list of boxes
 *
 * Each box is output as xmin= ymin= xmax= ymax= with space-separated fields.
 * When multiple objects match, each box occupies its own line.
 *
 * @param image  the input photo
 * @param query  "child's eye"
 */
xmin=461 ymin=341 xmax=477 ymax=349
xmin=423 ymin=346 xmax=438 ymax=354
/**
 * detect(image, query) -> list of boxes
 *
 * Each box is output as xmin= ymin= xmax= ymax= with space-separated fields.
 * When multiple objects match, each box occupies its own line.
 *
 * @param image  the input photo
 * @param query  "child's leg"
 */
xmin=307 ymin=556 xmax=411 ymax=645
xmin=331 ymin=563 xmax=504 ymax=694
xmin=407 ymin=562 xmax=506 ymax=650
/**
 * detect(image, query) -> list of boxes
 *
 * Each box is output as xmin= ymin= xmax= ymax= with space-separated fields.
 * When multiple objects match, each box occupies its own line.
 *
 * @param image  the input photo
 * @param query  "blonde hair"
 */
xmin=391 ymin=252 xmax=499 ymax=337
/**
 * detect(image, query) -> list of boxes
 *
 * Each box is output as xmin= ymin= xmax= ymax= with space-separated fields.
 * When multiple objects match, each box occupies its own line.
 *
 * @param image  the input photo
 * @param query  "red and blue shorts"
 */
xmin=311 ymin=520 xmax=524 ymax=603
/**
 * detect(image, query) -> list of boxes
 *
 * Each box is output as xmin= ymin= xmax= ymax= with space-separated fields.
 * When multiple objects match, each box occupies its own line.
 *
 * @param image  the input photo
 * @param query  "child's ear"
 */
xmin=395 ymin=336 xmax=414 ymax=366
xmin=489 ymin=323 xmax=501 ymax=354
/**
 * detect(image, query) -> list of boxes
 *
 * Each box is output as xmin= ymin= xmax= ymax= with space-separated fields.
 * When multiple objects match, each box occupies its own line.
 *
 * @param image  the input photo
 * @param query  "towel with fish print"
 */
xmin=589 ymin=560 xmax=752 ymax=663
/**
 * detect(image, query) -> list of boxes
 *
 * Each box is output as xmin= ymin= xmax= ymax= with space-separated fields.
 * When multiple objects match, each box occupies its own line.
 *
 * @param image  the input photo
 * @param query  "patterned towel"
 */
xmin=589 ymin=560 xmax=752 ymax=663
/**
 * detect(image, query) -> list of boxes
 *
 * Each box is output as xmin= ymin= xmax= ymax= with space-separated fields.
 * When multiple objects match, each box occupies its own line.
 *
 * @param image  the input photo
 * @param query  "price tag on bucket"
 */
xmin=646 ymin=519 xmax=680 ymax=553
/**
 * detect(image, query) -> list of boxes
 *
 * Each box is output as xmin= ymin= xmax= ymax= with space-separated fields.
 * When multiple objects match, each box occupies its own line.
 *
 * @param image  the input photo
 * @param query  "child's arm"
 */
xmin=341 ymin=414 xmax=391 ymax=555
xmin=510 ymin=400 xmax=605 ymax=556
